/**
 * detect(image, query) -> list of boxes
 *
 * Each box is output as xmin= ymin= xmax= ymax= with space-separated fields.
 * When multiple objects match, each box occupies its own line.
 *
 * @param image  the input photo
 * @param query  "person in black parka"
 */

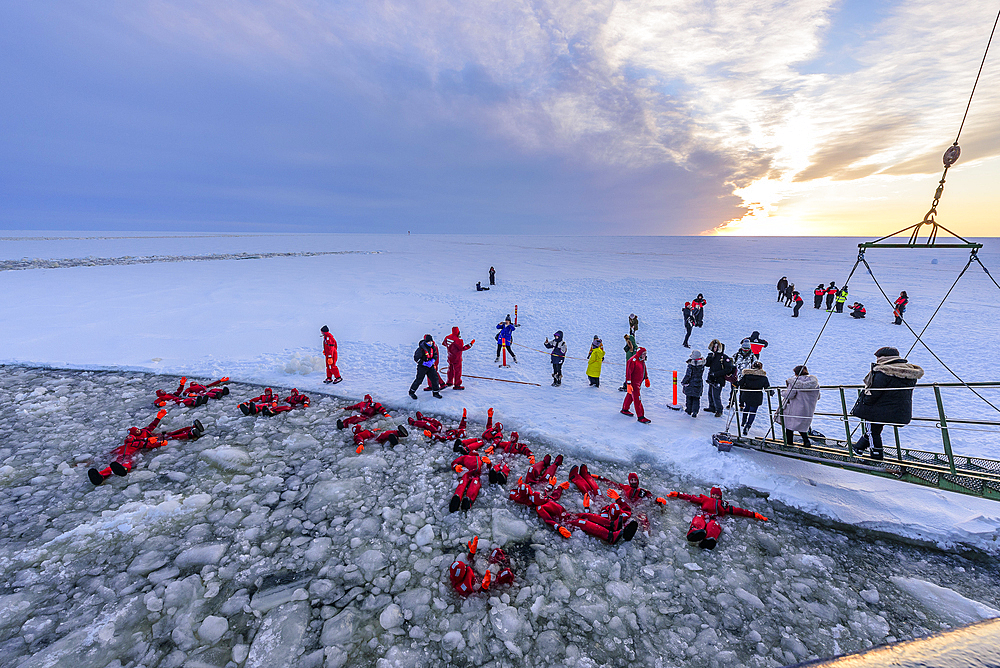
xmin=489 ymin=266 xmax=496 ymax=285
xmin=777 ymin=277 xmax=788 ymax=302
xmin=737 ymin=361 xmax=771 ymax=435
xmin=409 ymin=335 xmax=443 ymax=399
xmin=850 ymin=346 xmax=924 ymax=460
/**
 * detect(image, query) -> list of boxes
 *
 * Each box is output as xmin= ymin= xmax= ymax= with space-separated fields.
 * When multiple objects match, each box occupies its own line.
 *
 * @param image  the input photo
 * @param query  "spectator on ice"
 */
xmin=893 ymin=291 xmax=909 ymax=325
xmin=849 ymin=302 xmax=866 ymax=319
xmin=692 ymin=294 xmax=707 ymax=327
xmin=776 ymin=277 xmax=788 ymax=302
xmin=682 ymin=303 xmax=694 ymax=348
xmin=620 ymin=332 xmax=637 ymax=391
xmin=409 ymin=335 xmax=443 ymax=399
xmin=620 ymin=347 xmax=650 ymax=423
xmin=737 ymin=361 xmax=770 ymax=436
xmin=489 ymin=266 xmax=496 ymax=285
xmin=813 ymin=284 xmax=825 ymax=310
xmin=784 ymin=283 xmax=795 ymax=307
xmin=443 ymin=327 xmax=474 ymax=390
xmin=835 ymin=285 xmax=849 ymax=313
xmin=729 ymin=340 xmax=757 ymax=407
xmin=476 ymin=281 xmax=489 ymax=291
xmin=544 ymin=331 xmax=567 ymax=386
xmin=791 ymin=290 xmax=803 ymax=317
xmin=629 ymin=313 xmax=639 ymax=335
xmin=495 ymin=316 xmax=517 ymax=363
xmin=705 ymin=339 xmax=734 ymax=418
xmin=587 ymin=336 xmax=604 ymax=387
xmin=681 ymin=349 xmax=705 ymax=417
xmin=748 ymin=331 xmax=768 ymax=358
xmin=779 ymin=365 xmax=820 ymax=446
xmin=825 ymin=282 xmax=838 ymax=311
xmin=320 ymin=326 xmax=343 ymax=384
xmin=850 ymin=346 xmax=924 ymax=461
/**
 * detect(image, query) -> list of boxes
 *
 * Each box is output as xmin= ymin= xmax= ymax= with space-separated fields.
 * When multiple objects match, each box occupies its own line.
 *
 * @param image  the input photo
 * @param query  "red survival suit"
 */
xmin=185 ymin=377 xmax=230 ymax=402
xmin=442 ymin=327 xmax=474 ymax=389
xmin=239 ymin=388 xmax=279 ymax=415
xmin=621 ymin=348 xmax=650 ymax=422
xmin=263 ymin=389 xmax=310 ymax=415
xmin=448 ymin=538 xmax=515 ymax=596
xmin=423 ymin=408 xmax=468 ymax=442
xmin=88 ymin=410 xmax=204 ymax=485
xmin=352 ymin=423 xmax=407 ymax=453
xmin=338 ymin=394 xmax=389 ymax=429
xmin=450 ymin=453 xmax=489 ymax=512
xmin=509 ymin=479 xmax=573 ymax=538
xmin=155 ymin=377 xmax=205 ymax=408
xmin=322 ymin=326 xmax=342 ymax=384
xmin=668 ymin=486 xmax=767 ymax=549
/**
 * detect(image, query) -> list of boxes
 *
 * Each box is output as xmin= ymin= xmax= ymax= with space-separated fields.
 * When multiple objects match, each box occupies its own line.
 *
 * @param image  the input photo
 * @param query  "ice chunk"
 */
xmin=860 ymin=589 xmax=880 ymax=605
xmin=605 ymin=581 xmax=632 ymax=602
xmin=489 ymin=602 xmax=524 ymax=642
xmin=534 ymin=629 xmax=565 ymax=661
xmin=414 ymin=524 xmax=434 ymax=546
xmin=245 ymin=601 xmax=310 ymax=668
xmin=379 ymin=603 xmax=403 ymax=630
xmin=175 ymin=543 xmax=228 ymax=568
xmin=251 ymin=579 xmax=311 ymax=613
xmin=321 ymin=607 xmax=357 ymax=646
xmin=282 ymin=433 xmax=320 ymax=452
xmin=0 ymin=593 xmax=32 ymax=629
xmin=304 ymin=480 xmax=361 ymax=514
xmin=197 ymin=615 xmax=229 ymax=644
xmin=127 ymin=550 xmax=169 ymax=575
xmin=890 ymin=577 xmax=1000 ymax=625
xmin=201 ymin=446 xmax=251 ymax=471
xmin=734 ymin=587 xmax=765 ymax=611
xmin=441 ymin=630 xmax=466 ymax=651
xmin=491 ymin=509 xmax=530 ymax=545
xmin=570 ymin=599 xmax=608 ymax=625
xmin=357 ymin=549 xmax=387 ymax=581
xmin=304 ymin=537 xmax=332 ymax=563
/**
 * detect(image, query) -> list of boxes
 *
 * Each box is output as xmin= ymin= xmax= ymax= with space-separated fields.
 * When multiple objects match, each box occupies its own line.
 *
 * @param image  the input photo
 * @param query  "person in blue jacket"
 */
xmin=495 ymin=316 xmax=517 ymax=363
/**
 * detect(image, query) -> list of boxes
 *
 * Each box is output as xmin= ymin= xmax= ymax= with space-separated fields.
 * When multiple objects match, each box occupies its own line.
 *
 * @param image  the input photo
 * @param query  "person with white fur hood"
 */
xmin=779 ymin=365 xmax=821 ymax=446
xmin=850 ymin=346 xmax=925 ymax=460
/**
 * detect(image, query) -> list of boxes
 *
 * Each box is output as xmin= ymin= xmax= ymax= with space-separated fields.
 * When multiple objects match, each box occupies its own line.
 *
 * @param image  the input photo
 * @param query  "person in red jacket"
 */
xmin=239 ymin=388 xmax=280 ymax=415
xmin=155 ymin=377 xmax=207 ymax=408
xmin=567 ymin=497 xmax=640 ymax=544
xmin=338 ymin=394 xmax=389 ymax=429
xmin=352 ymin=423 xmax=408 ymax=453
xmin=450 ymin=453 xmax=489 ymax=512
xmin=185 ymin=377 xmax=231 ymax=402
xmin=666 ymin=486 xmax=768 ymax=549
xmin=263 ymin=389 xmax=311 ymax=415
xmin=620 ymin=347 xmax=651 ymax=423
xmin=88 ymin=410 xmax=204 ymax=484
xmin=448 ymin=538 xmax=514 ymax=596
xmin=321 ymin=326 xmax=343 ymax=384
xmin=442 ymin=327 xmax=475 ymax=390
xmin=509 ymin=479 xmax=574 ymax=538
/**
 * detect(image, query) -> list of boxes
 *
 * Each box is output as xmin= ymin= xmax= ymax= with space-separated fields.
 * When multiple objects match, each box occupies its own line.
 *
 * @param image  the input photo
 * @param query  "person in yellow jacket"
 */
xmin=587 ymin=336 xmax=605 ymax=387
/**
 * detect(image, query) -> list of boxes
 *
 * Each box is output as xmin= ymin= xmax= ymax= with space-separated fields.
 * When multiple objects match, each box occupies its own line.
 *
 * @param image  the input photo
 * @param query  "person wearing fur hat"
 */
xmin=586 ymin=336 xmax=604 ymax=387
xmin=850 ymin=346 xmax=925 ymax=460
xmin=779 ymin=365 xmax=821 ymax=445
xmin=736 ymin=361 xmax=771 ymax=435
xmin=835 ymin=285 xmax=849 ymax=313
xmin=409 ymin=335 xmax=443 ymax=399
xmin=544 ymin=331 xmax=568 ymax=386
xmin=682 ymin=303 xmax=694 ymax=348
xmin=443 ymin=326 xmax=474 ymax=390
xmin=320 ymin=326 xmax=343 ymax=384
xmin=621 ymin=347 xmax=650 ymax=423
xmin=706 ymin=339 xmax=734 ymax=417
xmin=665 ymin=486 xmax=768 ymax=549
xmin=681 ymin=349 xmax=705 ymax=417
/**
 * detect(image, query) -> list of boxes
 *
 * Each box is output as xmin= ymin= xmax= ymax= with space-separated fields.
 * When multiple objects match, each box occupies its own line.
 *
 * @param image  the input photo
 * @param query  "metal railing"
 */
xmin=728 ymin=382 xmax=1000 ymax=500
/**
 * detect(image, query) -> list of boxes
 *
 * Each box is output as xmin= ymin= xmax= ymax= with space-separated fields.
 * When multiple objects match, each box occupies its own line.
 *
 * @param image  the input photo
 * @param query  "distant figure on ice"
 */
xmin=850 ymin=346 xmax=924 ymax=461
xmin=665 ymin=486 xmax=768 ymax=549
xmin=784 ymin=283 xmax=795 ymax=307
xmin=620 ymin=332 xmax=637 ymax=391
xmin=737 ymin=361 xmax=770 ymax=436
xmin=791 ymin=290 xmax=803 ymax=317
xmin=544 ymin=331 xmax=567 ymax=386
xmin=748 ymin=331 xmax=768 ymax=358
xmin=89 ymin=410 xmax=204 ymax=485
xmin=681 ymin=349 xmax=705 ymax=417
xmin=835 ymin=285 xmax=849 ymax=313
xmin=409 ymin=335 xmax=443 ymax=399
xmin=682 ymin=302 xmax=694 ymax=348
xmin=705 ymin=339 xmax=734 ymax=418
xmin=776 ymin=277 xmax=788 ymax=302
xmin=779 ymin=365 xmax=820 ymax=446
xmin=321 ymin=326 xmax=343 ymax=384
xmin=476 ymin=281 xmax=489 ymax=291
xmin=489 ymin=266 xmax=496 ymax=285
xmin=692 ymin=294 xmax=706 ymax=327
xmin=587 ymin=336 xmax=604 ymax=387
xmin=893 ymin=291 xmax=908 ymax=325
xmin=629 ymin=313 xmax=639 ymax=335
xmin=495 ymin=316 xmax=517 ymax=363
xmin=825 ymin=281 xmax=838 ymax=311
xmin=848 ymin=302 xmax=866 ymax=319
xmin=443 ymin=327 xmax=474 ymax=390
xmin=620 ymin=347 xmax=650 ymax=423
xmin=813 ymin=284 xmax=825 ymax=309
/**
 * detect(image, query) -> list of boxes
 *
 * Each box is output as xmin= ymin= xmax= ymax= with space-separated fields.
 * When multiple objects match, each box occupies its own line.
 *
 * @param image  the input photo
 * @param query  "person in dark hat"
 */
xmin=320 ymin=325 xmax=343 ymax=384
xmin=544 ymin=331 xmax=567 ymax=386
xmin=409 ymin=335 xmax=443 ymax=399
xmin=850 ymin=346 xmax=924 ymax=460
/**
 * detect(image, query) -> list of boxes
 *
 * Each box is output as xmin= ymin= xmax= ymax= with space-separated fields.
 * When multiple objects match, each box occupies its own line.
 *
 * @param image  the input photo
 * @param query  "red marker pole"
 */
xmin=669 ymin=370 xmax=681 ymax=410
xmin=514 ymin=305 xmax=518 ymax=327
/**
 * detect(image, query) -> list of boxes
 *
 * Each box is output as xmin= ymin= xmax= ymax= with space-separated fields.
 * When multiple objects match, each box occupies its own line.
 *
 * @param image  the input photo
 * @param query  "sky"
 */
xmin=1 ymin=0 xmax=998 ymax=236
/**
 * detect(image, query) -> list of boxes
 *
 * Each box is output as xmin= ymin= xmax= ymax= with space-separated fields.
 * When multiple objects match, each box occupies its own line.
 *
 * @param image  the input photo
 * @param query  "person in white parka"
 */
xmin=780 ymin=365 xmax=821 ymax=446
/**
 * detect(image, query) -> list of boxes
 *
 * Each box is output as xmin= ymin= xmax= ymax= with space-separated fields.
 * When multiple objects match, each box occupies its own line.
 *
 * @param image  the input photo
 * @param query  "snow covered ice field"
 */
xmin=2 ymin=233 xmax=1000 ymax=667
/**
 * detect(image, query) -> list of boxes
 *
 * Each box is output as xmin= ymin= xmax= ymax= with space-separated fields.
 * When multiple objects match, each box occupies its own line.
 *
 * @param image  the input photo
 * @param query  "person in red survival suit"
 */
xmin=620 ymin=347 xmax=651 ymax=424
xmin=262 ymin=389 xmax=311 ymax=415
xmin=524 ymin=453 xmax=563 ymax=485
xmin=442 ymin=327 xmax=475 ymax=390
xmin=408 ymin=411 xmax=442 ymax=434
xmin=568 ymin=464 xmax=601 ymax=495
xmin=448 ymin=538 xmax=515 ymax=596
xmin=352 ymin=423 xmax=408 ymax=453
xmin=451 ymin=408 xmax=504 ymax=454
xmin=450 ymin=453 xmax=491 ymax=512
xmin=567 ymin=496 xmax=640 ymax=544
xmin=155 ymin=377 xmax=209 ymax=408
xmin=666 ymin=486 xmax=768 ymax=549
xmin=425 ymin=408 xmax=468 ymax=442
xmin=509 ymin=479 xmax=574 ymax=538
xmin=321 ymin=325 xmax=343 ymax=384
xmin=185 ymin=377 xmax=230 ymax=402
xmin=337 ymin=394 xmax=389 ymax=429
xmin=238 ymin=388 xmax=279 ymax=415
xmin=88 ymin=410 xmax=204 ymax=485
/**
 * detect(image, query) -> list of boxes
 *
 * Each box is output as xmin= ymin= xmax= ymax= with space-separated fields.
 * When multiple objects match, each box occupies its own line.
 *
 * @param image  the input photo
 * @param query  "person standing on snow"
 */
xmin=748 ymin=331 xmax=768 ymax=358
xmin=682 ymin=303 xmax=694 ymax=348
xmin=629 ymin=313 xmax=639 ymax=336
xmin=320 ymin=326 xmax=343 ymax=384
xmin=835 ymin=285 xmax=849 ymax=313
xmin=495 ymin=316 xmax=517 ymax=363
xmin=813 ymin=284 xmax=825 ymax=310
xmin=779 ymin=365 xmax=820 ymax=446
xmin=729 ymin=340 xmax=756 ymax=407
xmin=737 ymin=361 xmax=770 ymax=435
xmin=544 ymin=331 xmax=567 ymax=386
xmin=705 ymin=339 xmax=735 ymax=417
xmin=620 ymin=332 xmax=637 ymax=391
xmin=587 ymin=336 xmax=604 ymax=387
xmin=791 ymin=290 xmax=803 ymax=317
xmin=681 ymin=349 xmax=705 ymax=417
xmin=443 ymin=327 xmax=474 ymax=390
xmin=777 ymin=277 xmax=788 ymax=302
xmin=693 ymin=294 xmax=707 ymax=327
xmin=825 ymin=282 xmax=838 ymax=311
xmin=784 ymin=283 xmax=795 ymax=307
xmin=489 ymin=266 xmax=496 ymax=285
xmin=893 ymin=291 xmax=908 ymax=325
xmin=620 ymin=347 xmax=651 ymax=423
xmin=409 ymin=335 xmax=443 ymax=399
xmin=850 ymin=346 xmax=924 ymax=461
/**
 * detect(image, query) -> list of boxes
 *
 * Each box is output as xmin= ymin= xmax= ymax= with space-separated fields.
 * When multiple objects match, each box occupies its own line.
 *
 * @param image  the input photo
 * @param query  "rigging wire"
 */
xmin=904 ymin=254 xmax=975 ymax=358
xmin=954 ymin=4 xmax=1000 ymax=145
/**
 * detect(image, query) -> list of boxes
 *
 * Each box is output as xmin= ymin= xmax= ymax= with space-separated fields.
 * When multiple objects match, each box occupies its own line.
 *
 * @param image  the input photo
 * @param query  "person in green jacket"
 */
xmin=587 ymin=336 xmax=605 ymax=387
xmin=835 ymin=285 xmax=849 ymax=313
xmin=619 ymin=333 xmax=637 ymax=391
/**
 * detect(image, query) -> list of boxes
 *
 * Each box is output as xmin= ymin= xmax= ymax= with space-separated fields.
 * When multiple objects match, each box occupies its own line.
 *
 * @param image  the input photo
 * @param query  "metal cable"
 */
xmin=904 ymin=254 xmax=974 ymax=357
xmin=955 ymin=4 xmax=1000 ymax=144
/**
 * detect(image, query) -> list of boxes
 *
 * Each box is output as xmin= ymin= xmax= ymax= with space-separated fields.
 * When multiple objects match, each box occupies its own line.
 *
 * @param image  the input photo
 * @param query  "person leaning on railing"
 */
xmin=850 ymin=346 xmax=925 ymax=460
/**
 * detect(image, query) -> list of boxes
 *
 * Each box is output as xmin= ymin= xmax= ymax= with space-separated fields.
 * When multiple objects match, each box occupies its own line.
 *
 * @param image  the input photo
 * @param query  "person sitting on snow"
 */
xmin=476 ymin=281 xmax=489 ymax=291
xmin=666 ymin=486 xmax=768 ymax=549
xmin=89 ymin=410 xmax=204 ymax=485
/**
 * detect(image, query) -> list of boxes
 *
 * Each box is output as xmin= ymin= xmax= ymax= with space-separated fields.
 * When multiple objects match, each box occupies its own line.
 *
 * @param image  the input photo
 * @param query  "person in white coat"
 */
xmin=779 ymin=365 xmax=821 ymax=445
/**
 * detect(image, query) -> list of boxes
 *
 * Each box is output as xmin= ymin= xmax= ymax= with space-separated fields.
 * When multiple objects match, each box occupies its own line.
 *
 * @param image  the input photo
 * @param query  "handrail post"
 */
xmin=766 ymin=389 xmax=776 ymax=443
xmin=776 ymin=388 xmax=785 ymax=444
xmin=933 ymin=385 xmax=957 ymax=475
xmin=839 ymin=387 xmax=853 ymax=452
xmin=894 ymin=426 xmax=902 ymax=462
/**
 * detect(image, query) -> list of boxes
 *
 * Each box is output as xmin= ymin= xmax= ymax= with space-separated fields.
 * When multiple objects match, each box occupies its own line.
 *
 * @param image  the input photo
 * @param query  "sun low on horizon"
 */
xmin=1 ymin=0 xmax=999 ymax=237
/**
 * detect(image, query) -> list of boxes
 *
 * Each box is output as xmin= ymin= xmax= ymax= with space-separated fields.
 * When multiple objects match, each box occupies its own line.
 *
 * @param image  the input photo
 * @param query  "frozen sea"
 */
xmin=1 ymin=232 xmax=999 ymax=667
